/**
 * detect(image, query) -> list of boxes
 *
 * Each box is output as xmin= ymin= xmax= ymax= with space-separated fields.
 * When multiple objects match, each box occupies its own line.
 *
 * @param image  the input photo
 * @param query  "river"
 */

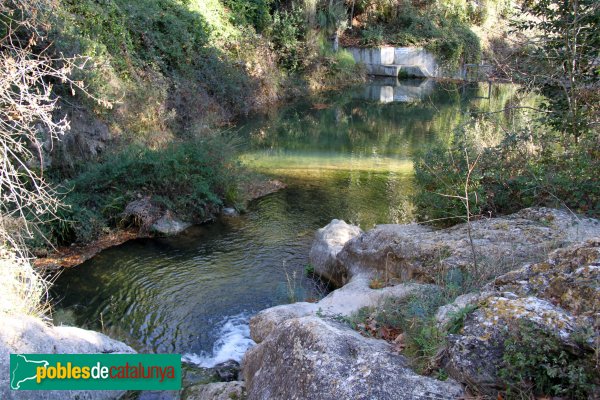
xmin=51 ymin=78 xmax=516 ymax=370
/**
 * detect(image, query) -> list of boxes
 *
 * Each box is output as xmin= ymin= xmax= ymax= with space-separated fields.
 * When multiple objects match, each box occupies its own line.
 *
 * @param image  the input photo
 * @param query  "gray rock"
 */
xmin=250 ymin=302 xmax=318 ymax=344
xmin=249 ymin=275 xmax=429 ymax=343
xmin=214 ymin=359 xmax=240 ymax=382
xmin=309 ymin=219 xmax=362 ymax=287
xmin=183 ymin=381 xmax=245 ymax=400
xmin=243 ymin=316 xmax=464 ymax=400
xmin=444 ymin=295 xmax=584 ymax=395
xmin=151 ymin=211 xmax=192 ymax=236
xmin=222 ymin=207 xmax=238 ymax=217
xmin=337 ymin=208 xmax=600 ymax=285
xmin=435 ymin=291 xmax=491 ymax=329
xmin=246 ymin=210 xmax=600 ymax=399
xmin=443 ymin=239 xmax=600 ymax=395
xmin=0 ymin=313 xmax=135 ymax=400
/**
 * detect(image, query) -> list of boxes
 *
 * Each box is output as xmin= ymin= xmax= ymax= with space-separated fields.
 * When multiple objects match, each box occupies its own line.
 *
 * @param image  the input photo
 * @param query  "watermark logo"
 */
xmin=10 ymin=354 xmax=181 ymax=390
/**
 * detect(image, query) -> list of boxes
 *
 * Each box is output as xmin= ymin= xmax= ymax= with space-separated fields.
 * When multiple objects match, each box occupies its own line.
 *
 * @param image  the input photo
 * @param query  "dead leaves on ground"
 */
xmin=356 ymin=316 xmax=406 ymax=353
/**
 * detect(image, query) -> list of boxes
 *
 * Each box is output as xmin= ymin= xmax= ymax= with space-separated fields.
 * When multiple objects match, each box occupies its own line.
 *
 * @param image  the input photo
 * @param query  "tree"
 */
xmin=510 ymin=0 xmax=600 ymax=142
xmin=318 ymin=0 xmax=348 ymax=52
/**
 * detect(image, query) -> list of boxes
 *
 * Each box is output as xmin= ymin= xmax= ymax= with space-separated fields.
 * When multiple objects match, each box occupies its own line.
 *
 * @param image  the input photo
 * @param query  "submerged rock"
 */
xmin=222 ymin=207 xmax=239 ymax=217
xmin=243 ymin=316 xmax=463 ymax=400
xmin=121 ymin=197 xmax=192 ymax=236
xmin=214 ymin=359 xmax=241 ymax=382
xmin=0 ymin=314 xmax=135 ymax=400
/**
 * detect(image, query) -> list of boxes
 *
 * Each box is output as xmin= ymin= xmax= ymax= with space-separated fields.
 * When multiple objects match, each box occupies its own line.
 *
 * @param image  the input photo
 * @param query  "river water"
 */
xmin=51 ymin=78 xmax=516 ymax=368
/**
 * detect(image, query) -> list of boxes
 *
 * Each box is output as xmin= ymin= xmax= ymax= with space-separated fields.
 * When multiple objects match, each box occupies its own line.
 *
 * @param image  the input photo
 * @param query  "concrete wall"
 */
xmin=393 ymin=47 xmax=439 ymax=77
xmin=347 ymin=47 xmax=395 ymax=65
xmin=346 ymin=46 xmax=464 ymax=79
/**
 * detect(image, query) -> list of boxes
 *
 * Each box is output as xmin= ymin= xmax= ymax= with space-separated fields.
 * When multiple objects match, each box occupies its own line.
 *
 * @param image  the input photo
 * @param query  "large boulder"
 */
xmin=249 ymin=276 xmax=429 ymax=343
xmin=442 ymin=239 xmax=600 ymax=395
xmin=443 ymin=295 xmax=585 ymax=394
xmin=0 ymin=313 xmax=135 ymax=400
xmin=243 ymin=316 xmax=464 ymax=400
xmin=485 ymin=237 xmax=600 ymax=330
xmin=337 ymin=208 xmax=600 ymax=285
xmin=309 ymin=219 xmax=362 ymax=287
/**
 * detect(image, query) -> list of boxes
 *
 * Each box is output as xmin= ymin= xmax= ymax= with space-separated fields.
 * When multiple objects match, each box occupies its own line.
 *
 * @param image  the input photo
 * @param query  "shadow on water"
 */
xmin=51 ymin=78 xmax=519 ymax=370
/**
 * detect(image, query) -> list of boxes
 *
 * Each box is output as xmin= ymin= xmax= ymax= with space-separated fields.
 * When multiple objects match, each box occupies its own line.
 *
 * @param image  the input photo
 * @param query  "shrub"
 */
xmin=223 ymin=0 xmax=272 ymax=32
xmin=413 ymin=117 xmax=600 ymax=226
xmin=269 ymin=4 xmax=308 ymax=72
xmin=346 ymin=288 xmax=451 ymax=373
xmin=361 ymin=25 xmax=385 ymax=46
xmin=45 ymin=136 xmax=242 ymax=244
xmin=500 ymin=321 xmax=597 ymax=399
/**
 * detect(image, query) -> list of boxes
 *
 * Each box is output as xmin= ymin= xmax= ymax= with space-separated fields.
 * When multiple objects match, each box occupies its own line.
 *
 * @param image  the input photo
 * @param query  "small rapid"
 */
xmin=182 ymin=313 xmax=255 ymax=368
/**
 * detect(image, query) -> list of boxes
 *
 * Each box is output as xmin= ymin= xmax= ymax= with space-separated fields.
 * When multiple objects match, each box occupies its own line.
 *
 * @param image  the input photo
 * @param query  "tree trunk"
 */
xmin=333 ymin=32 xmax=339 ymax=52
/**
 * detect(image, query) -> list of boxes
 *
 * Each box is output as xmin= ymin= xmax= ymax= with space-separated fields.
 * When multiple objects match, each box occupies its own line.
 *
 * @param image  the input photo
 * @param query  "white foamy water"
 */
xmin=182 ymin=312 xmax=256 ymax=368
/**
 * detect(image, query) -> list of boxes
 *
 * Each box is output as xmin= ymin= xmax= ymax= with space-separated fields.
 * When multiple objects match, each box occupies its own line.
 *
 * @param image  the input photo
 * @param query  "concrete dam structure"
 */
xmin=346 ymin=47 xmax=464 ymax=79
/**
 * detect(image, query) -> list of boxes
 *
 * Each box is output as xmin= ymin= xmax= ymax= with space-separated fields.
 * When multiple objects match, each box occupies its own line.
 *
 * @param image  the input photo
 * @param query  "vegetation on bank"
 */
xmin=340 ymin=0 xmax=502 ymax=67
xmin=414 ymin=0 xmax=599 ymax=225
xmin=45 ymin=137 xmax=244 ymax=245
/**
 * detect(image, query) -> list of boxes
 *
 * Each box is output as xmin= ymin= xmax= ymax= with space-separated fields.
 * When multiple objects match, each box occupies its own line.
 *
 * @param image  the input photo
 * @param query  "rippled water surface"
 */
xmin=52 ymin=79 xmax=516 ymax=364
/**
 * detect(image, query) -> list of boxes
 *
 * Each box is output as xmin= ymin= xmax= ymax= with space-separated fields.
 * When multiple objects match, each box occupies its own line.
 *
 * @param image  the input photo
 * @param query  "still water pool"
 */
xmin=52 ymin=79 xmax=516 ymax=367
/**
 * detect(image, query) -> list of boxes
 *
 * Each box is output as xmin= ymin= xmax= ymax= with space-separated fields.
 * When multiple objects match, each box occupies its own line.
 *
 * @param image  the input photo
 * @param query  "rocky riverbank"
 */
xmin=34 ymin=179 xmax=287 ymax=269
xmin=230 ymin=207 xmax=599 ymax=399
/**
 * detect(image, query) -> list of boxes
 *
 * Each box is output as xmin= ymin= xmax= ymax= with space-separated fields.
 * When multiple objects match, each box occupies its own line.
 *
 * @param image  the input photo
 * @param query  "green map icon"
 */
xmin=10 ymin=354 xmax=49 ymax=389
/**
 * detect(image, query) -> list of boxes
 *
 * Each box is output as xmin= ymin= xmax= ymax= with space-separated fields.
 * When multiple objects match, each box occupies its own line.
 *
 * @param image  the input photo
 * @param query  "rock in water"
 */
xmin=151 ymin=211 xmax=192 ymax=236
xmin=214 ymin=359 xmax=240 ymax=382
xmin=308 ymin=219 xmax=362 ymax=287
xmin=243 ymin=316 xmax=464 ymax=400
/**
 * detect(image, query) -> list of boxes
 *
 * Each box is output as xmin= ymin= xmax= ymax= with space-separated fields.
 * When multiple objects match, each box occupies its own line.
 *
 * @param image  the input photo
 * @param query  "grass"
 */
xmin=0 ymin=248 xmax=50 ymax=319
xmin=343 ymin=288 xmax=452 ymax=373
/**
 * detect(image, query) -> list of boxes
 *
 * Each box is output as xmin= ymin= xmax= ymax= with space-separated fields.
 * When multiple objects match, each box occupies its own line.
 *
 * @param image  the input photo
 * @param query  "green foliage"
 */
xmin=223 ymin=0 xmax=272 ymax=32
xmin=425 ymin=22 xmax=481 ymax=67
xmin=269 ymin=4 xmax=307 ymax=72
xmin=445 ymin=304 xmax=477 ymax=334
xmin=360 ymin=26 xmax=385 ymax=46
xmin=317 ymin=0 xmax=348 ymax=35
xmin=47 ymin=136 xmax=241 ymax=244
xmin=346 ymin=287 xmax=451 ymax=373
xmin=413 ymin=135 xmax=485 ymax=226
xmin=352 ymin=1 xmax=482 ymax=66
xmin=58 ymin=0 xmax=210 ymax=75
xmin=305 ymin=264 xmax=315 ymax=275
xmin=511 ymin=0 xmax=599 ymax=140
xmin=414 ymin=117 xmax=600 ymax=225
xmin=500 ymin=321 xmax=597 ymax=398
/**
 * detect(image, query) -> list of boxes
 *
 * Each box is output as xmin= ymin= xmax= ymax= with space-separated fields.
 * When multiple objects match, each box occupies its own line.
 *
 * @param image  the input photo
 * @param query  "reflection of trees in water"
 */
xmin=242 ymin=82 xmax=520 ymax=159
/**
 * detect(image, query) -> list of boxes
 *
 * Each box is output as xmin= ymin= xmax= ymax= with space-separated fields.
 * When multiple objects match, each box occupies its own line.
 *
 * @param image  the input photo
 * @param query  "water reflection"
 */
xmin=360 ymin=78 xmax=436 ymax=103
